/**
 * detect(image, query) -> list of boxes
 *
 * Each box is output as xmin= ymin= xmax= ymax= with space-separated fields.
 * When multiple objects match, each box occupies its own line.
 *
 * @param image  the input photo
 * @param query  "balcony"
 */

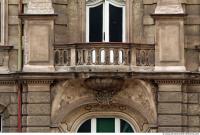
xmin=54 ymin=43 xmax=155 ymax=72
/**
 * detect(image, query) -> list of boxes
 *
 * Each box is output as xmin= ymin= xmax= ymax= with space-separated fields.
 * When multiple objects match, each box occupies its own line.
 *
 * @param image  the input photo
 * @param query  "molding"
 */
xmin=155 ymin=80 xmax=200 ymax=85
xmin=0 ymin=80 xmax=15 ymax=85
xmin=154 ymin=80 xmax=185 ymax=84
xmin=24 ymin=80 xmax=54 ymax=84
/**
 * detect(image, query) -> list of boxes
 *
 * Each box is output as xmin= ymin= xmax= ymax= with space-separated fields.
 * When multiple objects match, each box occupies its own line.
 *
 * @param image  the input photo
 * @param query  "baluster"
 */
xmin=100 ymin=49 xmax=105 ymax=65
xmin=96 ymin=48 xmax=99 ymax=65
xmin=146 ymin=49 xmax=150 ymax=66
xmin=84 ymin=49 xmax=88 ymax=65
xmin=105 ymin=48 xmax=109 ymax=65
xmin=77 ymin=49 xmax=82 ymax=65
xmin=130 ymin=47 xmax=137 ymax=66
xmin=91 ymin=49 xmax=96 ymax=64
xmin=114 ymin=49 xmax=119 ymax=65
xmin=60 ymin=49 xmax=64 ymax=65
xmin=110 ymin=49 xmax=114 ymax=65
xmin=68 ymin=49 xmax=71 ymax=66
xmin=118 ymin=49 xmax=123 ymax=65
xmin=82 ymin=49 xmax=86 ymax=65
xmin=63 ymin=50 xmax=67 ymax=65
xmin=87 ymin=49 xmax=91 ymax=65
xmin=124 ymin=49 xmax=129 ymax=65
xmin=136 ymin=49 xmax=140 ymax=66
xmin=148 ymin=49 xmax=155 ymax=66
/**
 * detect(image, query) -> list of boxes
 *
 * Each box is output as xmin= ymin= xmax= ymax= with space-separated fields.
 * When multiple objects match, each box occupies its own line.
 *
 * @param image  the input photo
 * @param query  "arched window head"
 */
xmin=86 ymin=0 xmax=126 ymax=42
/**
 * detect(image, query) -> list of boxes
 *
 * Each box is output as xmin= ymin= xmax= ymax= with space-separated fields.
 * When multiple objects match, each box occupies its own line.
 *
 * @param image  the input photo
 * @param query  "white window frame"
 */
xmin=0 ymin=0 xmax=7 ymax=45
xmin=77 ymin=117 xmax=135 ymax=133
xmin=86 ymin=0 xmax=126 ymax=42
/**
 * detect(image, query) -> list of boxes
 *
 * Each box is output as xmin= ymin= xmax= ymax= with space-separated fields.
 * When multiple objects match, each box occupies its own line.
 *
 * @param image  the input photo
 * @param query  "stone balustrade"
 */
xmin=54 ymin=43 xmax=155 ymax=67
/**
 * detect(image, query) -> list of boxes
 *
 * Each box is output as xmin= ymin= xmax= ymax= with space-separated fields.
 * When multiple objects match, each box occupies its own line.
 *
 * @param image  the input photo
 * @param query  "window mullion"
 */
xmin=86 ymin=6 xmax=89 ymax=42
xmin=115 ymin=118 xmax=120 ymax=133
xmin=91 ymin=118 xmax=96 ymax=133
xmin=123 ymin=7 xmax=125 ymax=42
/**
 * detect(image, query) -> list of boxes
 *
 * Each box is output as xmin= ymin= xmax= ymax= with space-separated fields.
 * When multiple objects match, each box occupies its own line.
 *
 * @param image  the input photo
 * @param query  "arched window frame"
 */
xmin=86 ymin=0 xmax=126 ymax=42
xmin=76 ymin=117 xmax=135 ymax=133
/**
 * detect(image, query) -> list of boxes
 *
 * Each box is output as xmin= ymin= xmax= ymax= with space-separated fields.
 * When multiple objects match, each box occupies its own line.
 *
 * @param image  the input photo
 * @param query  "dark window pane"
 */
xmin=97 ymin=118 xmax=115 ymax=133
xmin=109 ymin=4 xmax=123 ymax=42
xmin=77 ymin=119 xmax=91 ymax=133
xmin=120 ymin=119 xmax=134 ymax=133
xmin=89 ymin=4 xmax=103 ymax=42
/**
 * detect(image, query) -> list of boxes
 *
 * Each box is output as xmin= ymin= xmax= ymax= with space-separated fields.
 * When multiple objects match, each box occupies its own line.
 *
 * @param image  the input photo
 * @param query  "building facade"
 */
xmin=0 ymin=0 xmax=199 ymax=132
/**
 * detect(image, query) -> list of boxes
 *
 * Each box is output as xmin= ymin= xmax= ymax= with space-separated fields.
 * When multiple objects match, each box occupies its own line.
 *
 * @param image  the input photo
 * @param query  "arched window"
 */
xmin=86 ymin=0 xmax=125 ymax=42
xmin=77 ymin=117 xmax=134 ymax=133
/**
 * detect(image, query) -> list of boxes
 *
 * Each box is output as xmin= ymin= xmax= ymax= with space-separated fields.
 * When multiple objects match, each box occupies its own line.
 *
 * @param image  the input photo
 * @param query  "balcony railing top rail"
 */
xmin=54 ymin=43 xmax=155 ymax=67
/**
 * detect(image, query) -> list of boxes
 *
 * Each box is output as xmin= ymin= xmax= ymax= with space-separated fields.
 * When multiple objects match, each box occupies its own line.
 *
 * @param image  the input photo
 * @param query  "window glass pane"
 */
xmin=97 ymin=118 xmax=115 ymax=133
xmin=109 ymin=4 xmax=122 ymax=42
xmin=89 ymin=4 xmax=103 ymax=42
xmin=120 ymin=119 xmax=134 ymax=133
xmin=77 ymin=119 xmax=91 ymax=133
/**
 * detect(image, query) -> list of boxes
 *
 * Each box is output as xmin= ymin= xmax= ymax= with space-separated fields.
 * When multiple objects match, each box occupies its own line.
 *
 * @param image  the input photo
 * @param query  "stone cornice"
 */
xmin=0 ymin=72 xmax=200 ymax=82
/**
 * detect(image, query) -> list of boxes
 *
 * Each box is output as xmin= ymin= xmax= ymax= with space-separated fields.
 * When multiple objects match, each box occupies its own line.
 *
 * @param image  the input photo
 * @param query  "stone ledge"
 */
xmin=23 ymin=65 xmax=55 ymax=72
xmin=155 ymin=66 xmax=186 ymax=72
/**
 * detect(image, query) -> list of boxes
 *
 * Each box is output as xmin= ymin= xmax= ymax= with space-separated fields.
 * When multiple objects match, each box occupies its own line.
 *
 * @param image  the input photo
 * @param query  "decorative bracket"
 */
xmin=85 ymin=78 xmax=124 ymax=104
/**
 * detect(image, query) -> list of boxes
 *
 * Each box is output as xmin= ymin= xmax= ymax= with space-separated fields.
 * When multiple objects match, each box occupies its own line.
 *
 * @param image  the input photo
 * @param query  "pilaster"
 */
xmin=155 ymin=80 xmax=185 ymax=132
xmin=22 ymin=80 xmax=53 ymax=132
xmin=152 ymin=0 xmax=186 ymax=72
xmin=21 ymin=0 xmax=56 ymax=72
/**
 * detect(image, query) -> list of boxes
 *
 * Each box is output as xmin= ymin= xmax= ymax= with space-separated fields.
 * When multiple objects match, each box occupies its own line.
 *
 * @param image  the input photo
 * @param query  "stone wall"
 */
xmin=0 ymin=81 xmax=18 ymax=132
xmin=22 ymin=81 xmax=52 ymax=132
xmin=185 ymin=85 xmax=200 ymax=132
xmin=157 ymin=83 xmax=184 ymax=132
xmin=185 ymin=0 xmax=200 ymax=71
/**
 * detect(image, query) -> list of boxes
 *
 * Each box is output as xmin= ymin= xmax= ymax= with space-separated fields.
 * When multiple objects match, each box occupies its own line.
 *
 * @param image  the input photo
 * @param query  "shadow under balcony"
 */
xmin=54 ymin=43 xmax=155 ymax=72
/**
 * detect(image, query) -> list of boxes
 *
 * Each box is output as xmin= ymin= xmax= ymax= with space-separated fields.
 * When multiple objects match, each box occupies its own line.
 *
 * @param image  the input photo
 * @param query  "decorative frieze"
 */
xmin=155 ymin=80 xmax=200 ymax=85
xmin=24 ymin=80 xmax=54 ymax=85
xmin=0 ymin=81 xmax=15 ymax=86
